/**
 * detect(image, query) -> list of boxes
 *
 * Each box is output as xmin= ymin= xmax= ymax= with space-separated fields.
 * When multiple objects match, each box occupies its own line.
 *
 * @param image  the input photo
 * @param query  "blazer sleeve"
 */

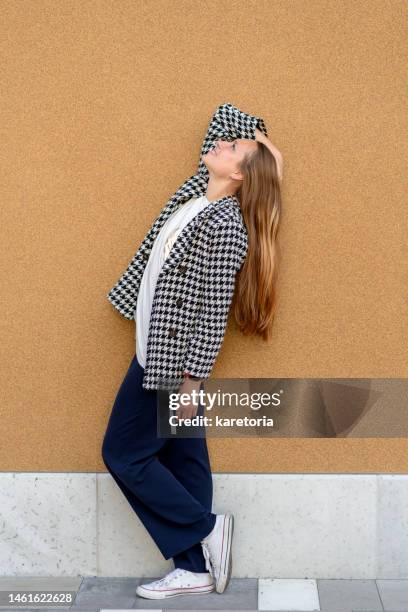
xmin=184 ymin=220 xmax=248 ymax=380
xmin=197 ymin=102 xmax=269 ymax=175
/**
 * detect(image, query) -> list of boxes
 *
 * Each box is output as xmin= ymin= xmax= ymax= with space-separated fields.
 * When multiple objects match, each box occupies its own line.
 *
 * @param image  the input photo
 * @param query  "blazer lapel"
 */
xmin=142 ymin=173 xmax=207 ymax=249
xmin=138 ymin=172 xmax=242 ymax=273
xmin=159 ymin=193 xmax=241 ymax=273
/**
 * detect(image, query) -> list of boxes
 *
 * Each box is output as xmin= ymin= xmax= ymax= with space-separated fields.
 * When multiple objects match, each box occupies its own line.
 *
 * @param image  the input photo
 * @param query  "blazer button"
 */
xmin=176 ymin=297 xmax=183 ymax=308
xmin=168 ymin=327 xmax=177 ymax=338
xmin=178 ymin=264 xmax=187 ymax=274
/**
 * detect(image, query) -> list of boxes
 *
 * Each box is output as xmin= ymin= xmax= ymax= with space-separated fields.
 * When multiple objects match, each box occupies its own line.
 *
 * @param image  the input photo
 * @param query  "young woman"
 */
xmin=101 ymin=102 xmax=283 ymax=600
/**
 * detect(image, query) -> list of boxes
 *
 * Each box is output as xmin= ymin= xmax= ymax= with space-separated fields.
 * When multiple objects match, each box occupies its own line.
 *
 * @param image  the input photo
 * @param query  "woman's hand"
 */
xmin=255 ymin=128 xmax=283 ymax=182
xmin=174 ymin=377 xmax=202 ymax=424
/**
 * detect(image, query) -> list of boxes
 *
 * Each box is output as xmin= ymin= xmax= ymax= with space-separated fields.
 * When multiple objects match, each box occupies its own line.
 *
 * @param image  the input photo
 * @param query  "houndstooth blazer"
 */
xmin=107 ymin=102 xmax=268 ymax=391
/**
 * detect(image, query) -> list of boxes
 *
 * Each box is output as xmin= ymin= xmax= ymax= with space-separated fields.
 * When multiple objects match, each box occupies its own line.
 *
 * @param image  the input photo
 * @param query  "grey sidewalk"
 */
xmin=1 ymin=577 xmax=408 ymax=611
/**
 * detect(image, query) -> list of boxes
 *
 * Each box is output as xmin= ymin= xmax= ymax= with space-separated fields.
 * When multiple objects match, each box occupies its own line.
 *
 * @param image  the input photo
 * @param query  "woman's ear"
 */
xmin=230 ymin=169 xmax=244 ymax=182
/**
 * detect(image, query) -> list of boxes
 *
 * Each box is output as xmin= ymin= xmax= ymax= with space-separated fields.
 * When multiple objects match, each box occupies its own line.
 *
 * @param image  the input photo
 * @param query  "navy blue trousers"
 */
xmin=101 ymin=353 xmax=217 ymax=572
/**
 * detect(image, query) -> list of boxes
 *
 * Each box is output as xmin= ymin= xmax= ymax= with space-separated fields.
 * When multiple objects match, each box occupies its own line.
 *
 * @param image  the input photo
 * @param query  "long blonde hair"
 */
xmin=233 ymin=142 xmax=282 ymax=341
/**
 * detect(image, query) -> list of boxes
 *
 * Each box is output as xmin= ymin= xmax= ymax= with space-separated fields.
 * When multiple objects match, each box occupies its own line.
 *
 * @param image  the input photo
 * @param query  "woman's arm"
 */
xmin=255 ymin=127 xmax=283 ymax=182
xmin=197 ymin=102 xmax=269 ymax=175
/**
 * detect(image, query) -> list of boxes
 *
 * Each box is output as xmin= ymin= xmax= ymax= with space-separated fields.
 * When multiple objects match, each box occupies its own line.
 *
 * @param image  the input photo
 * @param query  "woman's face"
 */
xmin=202 ymin=139 xmax=258 ymax=179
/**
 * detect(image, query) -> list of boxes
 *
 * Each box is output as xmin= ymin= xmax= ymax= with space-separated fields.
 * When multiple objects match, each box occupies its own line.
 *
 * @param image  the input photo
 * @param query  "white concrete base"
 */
xmin=258 ymin=578 xmax=320 ymax=610
xmin=1 ymin=473 xmax=407 ymax=578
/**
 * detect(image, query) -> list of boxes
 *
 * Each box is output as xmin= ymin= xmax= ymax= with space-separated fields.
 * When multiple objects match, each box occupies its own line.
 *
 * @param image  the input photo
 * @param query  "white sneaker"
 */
xmin=200 ymin=513 xmax=234 ymax=593
xmin=136 ymin=567 xmax=215 ymax=599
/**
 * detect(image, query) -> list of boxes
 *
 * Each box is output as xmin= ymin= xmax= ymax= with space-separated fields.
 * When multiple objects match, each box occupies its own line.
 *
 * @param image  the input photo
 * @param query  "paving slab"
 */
xmin=258 ymin=578 xmax=319 ymax=610
xmin=0 ymin=577 xmax=83 ymax=611
xmin=70 ymin=577 xmax=137 ymax=609
xmin=317 ymin=579 xmax=382 ymax=611
xmin=376 ymin=579 xmax=408 ymax=611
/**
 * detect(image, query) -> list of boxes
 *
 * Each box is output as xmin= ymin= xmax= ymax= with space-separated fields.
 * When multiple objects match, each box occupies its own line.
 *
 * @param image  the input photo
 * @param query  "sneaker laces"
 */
xmin=155 ymin=568 xmax=186 ymax=587
xmin=201 ymin=541 xmax=219 ymax=577
xmin=201 ymin=542 xmax=212 ymax=575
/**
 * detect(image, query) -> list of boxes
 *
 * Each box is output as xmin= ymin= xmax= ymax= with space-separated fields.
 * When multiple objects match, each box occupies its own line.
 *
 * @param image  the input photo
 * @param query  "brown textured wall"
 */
xmin=1 ymin=0 xmax=407 ymax=472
